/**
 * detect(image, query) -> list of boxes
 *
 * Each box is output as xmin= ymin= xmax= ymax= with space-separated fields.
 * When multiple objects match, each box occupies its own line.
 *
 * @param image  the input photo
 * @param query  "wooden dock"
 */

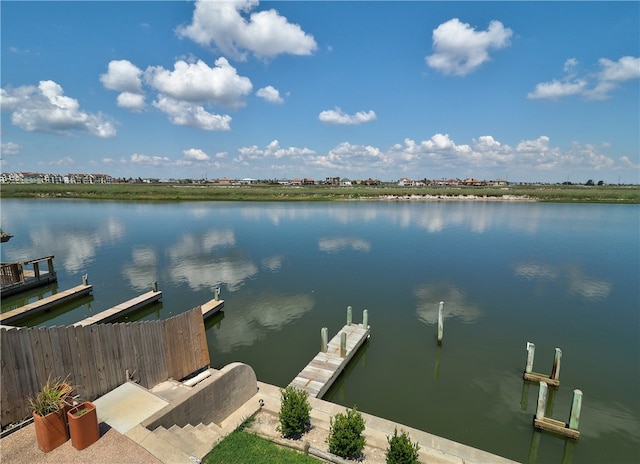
xmin=290 ymin=313 xmax=370 ymax=398
xmin=0 ymin=283 xmax=93 ymax=325
xmin=74 ymin=289 xmax=162 ymax=326
xmin=1 ymin=256 xmax=57 ymax=297
xmin=200 ymin=297 xmax=224 ymax=319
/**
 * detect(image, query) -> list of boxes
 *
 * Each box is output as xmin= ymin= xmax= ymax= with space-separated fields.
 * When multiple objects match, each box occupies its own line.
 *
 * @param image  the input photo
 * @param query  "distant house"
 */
xmin=302 ymin=178 xmax=315 ymax=185
xmin=461 ymin=178 xmax=487 ymax=187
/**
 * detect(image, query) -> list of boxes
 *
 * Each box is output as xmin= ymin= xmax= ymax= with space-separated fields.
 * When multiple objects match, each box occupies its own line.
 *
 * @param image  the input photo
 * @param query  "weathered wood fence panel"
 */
xmin=0 ymin=307 xmax=209 ymax=429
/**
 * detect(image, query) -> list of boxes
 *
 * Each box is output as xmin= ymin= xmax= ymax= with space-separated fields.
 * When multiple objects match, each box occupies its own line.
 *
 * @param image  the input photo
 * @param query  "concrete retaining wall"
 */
xmin=142 ymin=363 xmax=258 ymax=430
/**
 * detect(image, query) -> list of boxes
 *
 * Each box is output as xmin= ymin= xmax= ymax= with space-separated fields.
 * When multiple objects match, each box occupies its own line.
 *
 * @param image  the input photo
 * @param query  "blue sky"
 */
xmin=1 ymin=1 xmax=639 ymax=183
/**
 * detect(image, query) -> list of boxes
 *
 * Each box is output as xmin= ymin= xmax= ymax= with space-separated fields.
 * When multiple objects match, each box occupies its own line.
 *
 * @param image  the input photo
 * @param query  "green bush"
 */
xmin=277 ymin=386 xmax=311 ymax=439
xmin=386 ymin=428 xmax=420 ymax=464
xmin=327 ymin=406 xmax=366 ymax=459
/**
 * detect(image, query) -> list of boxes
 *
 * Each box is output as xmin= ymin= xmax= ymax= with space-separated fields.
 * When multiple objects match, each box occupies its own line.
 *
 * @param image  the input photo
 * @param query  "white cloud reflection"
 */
xmin=262 ymin=255 xmax=284 ymax=272
xmin=415 ymin=282 xmax=481 ymax=324
xmin=514 ymin=261 xmax=612 ymax=301
xmin=212 ymin=293 xmax=315 ymax=352
xmin=122 ymin=246 xmax=158 ymax=290
xmin=166 ymin=230 xmax=257 ymax=291
xmin=318 ymin=237 xmax=371 ymax=253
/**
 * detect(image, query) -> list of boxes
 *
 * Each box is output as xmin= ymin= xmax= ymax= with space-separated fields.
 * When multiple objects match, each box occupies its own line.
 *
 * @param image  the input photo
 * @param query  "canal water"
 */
xmin=1 ymin=199 xmax=638 ymax=463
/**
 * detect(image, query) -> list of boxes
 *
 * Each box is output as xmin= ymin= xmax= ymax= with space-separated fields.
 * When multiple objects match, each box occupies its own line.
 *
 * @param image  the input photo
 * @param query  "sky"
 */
xmin=1 ymin=1 xmax=639 ymax=183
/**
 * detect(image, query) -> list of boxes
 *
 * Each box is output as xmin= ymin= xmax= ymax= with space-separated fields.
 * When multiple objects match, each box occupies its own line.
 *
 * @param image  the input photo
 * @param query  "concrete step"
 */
xmin=168 ymin=425 xmax=213 ymax=459
xmin=183 ymin=424 xmax=217 ymax=449
xmin=153 ymin=426 xmax=204 ymax=461
xmin=134 ymin=426 xmax=194 ymax=464
xmin=218 ymin=392 xmax=263 ymax=434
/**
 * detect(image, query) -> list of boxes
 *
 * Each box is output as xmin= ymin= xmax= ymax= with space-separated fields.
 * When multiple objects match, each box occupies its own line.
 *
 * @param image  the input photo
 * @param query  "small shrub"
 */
xmin=277 ymin=386 xmax=311 ymax=439
xmin=327 ymin=405 xmax=366 ymax=459
xmin=386 ymin=427 xmax=420 ymax=464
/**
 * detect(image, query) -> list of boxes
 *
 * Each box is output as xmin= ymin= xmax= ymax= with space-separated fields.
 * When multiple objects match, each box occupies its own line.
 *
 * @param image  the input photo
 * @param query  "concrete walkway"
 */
xmin=1 ymin=374 xmax=519 ymax=464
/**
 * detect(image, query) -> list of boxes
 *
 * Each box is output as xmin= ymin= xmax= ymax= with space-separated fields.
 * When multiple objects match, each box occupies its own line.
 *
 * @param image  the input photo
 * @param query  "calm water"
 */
xmin=1 ymin=199 xmax=638 ymax=463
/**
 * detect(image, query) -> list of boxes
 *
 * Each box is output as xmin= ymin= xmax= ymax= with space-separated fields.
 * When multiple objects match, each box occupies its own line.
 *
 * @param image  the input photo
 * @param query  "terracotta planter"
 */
xmin=67 ymin=401 xmax=100 ymax=450
xmin=33 ymin=406 xmax=69 ymax=452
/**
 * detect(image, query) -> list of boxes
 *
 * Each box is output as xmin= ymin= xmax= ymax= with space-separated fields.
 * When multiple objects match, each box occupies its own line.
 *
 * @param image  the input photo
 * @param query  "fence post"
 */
xmin=437 ymin=301 xmax=444 ymax=346
xmin=321 ymin=327 xmax=328 ymax=353
xmin=346 ymin=306 xmax=352 ymax=326
xmin=340 ymin=332 xmax=347 ymax=357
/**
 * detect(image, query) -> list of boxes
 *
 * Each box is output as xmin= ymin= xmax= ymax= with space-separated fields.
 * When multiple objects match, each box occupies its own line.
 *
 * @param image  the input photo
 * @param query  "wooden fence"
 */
xmin=0 ymin=307 xmax=210 ymax=429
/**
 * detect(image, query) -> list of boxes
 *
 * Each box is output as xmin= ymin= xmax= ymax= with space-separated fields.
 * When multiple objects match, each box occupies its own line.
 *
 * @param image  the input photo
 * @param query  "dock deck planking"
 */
xmin=290 ymin=322 xmax=370 ymax=398
xmin=0 ymin=284 xmax=93 ymax=325
xmin=74 ymin=290 xmax=162 ymax=326
xmin=200 ymin=298 xmax=225 ymax=319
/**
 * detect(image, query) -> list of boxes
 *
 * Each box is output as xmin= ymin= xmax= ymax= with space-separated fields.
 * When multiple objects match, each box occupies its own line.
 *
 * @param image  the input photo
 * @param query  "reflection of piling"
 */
xmin=437 ymin=301 xmax=444 ymax=346
xmin=523 ymin=342 xmax=561 ymax=387
xmin=533 ymin=381 xmax=581 ymax=440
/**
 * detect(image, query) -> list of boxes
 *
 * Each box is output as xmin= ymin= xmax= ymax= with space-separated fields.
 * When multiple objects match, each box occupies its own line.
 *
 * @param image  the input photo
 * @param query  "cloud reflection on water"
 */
xmin=121 ymin=247 xmax=158 ymax=290
xmin=514 ymin=262 xmax=612 ymax=300
xmin=212 ymin=292 xmax=315 ymax=352
xmin=318 ymin=237 xmax=371 ymax=253
xmin=166 ymin=230 xmax=257 ymax=291
xmin=415 ymin=282 xmax=481 ymax=324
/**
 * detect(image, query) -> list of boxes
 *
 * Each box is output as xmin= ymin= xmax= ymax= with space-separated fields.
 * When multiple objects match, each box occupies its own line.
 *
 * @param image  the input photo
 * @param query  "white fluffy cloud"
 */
xmin=1 ymin=142 xmax=20 ymax=156
xmin=318 ymin=107 xmax=377 ymax=125
xmin=152 ymin=95 xmax=232 ymax=131
xmin=145 ymin=58 xmax=252 ymax=108
xmin=256 ymin=85 xmax=283 ymax=103
xmin=100 ymin=60 xmax=146 ymax=110
xmin=177 ymin=0 xmax=317 ymax=61
xmin=426 ymin=18 xmax=512 ymax=76
xmin=130 ymin=153 xmax=171 ymax=165
xmin=1 ymin=80 xmax=116 ymax=137
xmin=529 ymin=56 xmax=640 ymax=100
xmin=183 ymin=148 xmax=210 ymax=161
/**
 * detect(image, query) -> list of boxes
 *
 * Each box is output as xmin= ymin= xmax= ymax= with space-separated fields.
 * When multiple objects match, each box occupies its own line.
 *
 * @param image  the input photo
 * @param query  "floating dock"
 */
xmin=290 ymin=308 xmax=370 ymax=398
xmin=74 ymin=289 xmax=162 ymax=326
xmin=0 ymin=282 xmax=93 ymax=325
xmin=0 ymin=256 xmax=58 ymax=297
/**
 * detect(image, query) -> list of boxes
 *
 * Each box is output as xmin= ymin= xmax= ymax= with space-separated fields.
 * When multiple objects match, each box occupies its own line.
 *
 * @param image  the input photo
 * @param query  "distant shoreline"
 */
xmin=1 ymin=183 xmax=638 ymax=203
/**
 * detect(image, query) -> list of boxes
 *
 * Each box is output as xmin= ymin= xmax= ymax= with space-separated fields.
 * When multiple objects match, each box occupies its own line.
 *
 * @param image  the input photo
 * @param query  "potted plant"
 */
xmin=29 ymin=377 xmax=73 ymax=452
xmin=67 ymin=401 xmax=100 ymax=450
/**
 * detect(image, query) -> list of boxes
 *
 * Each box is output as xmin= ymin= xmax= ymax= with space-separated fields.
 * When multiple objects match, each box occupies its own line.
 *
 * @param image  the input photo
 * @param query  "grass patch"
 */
xmin=2 ymin=182 xmax=638 ymax=203
xmin=202 ymin=429 xmax=319 ymax=464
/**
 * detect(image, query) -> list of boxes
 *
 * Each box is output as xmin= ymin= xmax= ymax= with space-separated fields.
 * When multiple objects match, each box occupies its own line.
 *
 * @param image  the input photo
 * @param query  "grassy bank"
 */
xmin=1 ymin=182 xmax=638 ymax=203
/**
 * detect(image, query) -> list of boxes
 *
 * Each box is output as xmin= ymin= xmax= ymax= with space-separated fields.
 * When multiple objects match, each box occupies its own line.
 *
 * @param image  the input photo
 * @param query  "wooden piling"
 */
xmin=437 ymin=301 xmax=444 ymax=346
xmin=525 ymin=342 xmax=535 ymax=374
xmin=214 ymin=287 xmax=220 ymax=301
xmin=551 ymin=348 xmax=562 ymax=382
xmin=340 ymin=332 xmax=347 ymax=358
xmin=152 ymin=281 xmax=158 ymax=292
xmin=533 ymin=381 xmax=581 ymax=440
xmin=346 ymin=306 xmax=352 ymax=326
xmin=569 ymin=389 xmax=582 ymax=430
xmin=523 ymin=343 xmax=560 ymax=387
xmin=362 ymin=309 xmax=368 ymax=329
xmin=321 ymin=327 xmax=328 ymax=353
